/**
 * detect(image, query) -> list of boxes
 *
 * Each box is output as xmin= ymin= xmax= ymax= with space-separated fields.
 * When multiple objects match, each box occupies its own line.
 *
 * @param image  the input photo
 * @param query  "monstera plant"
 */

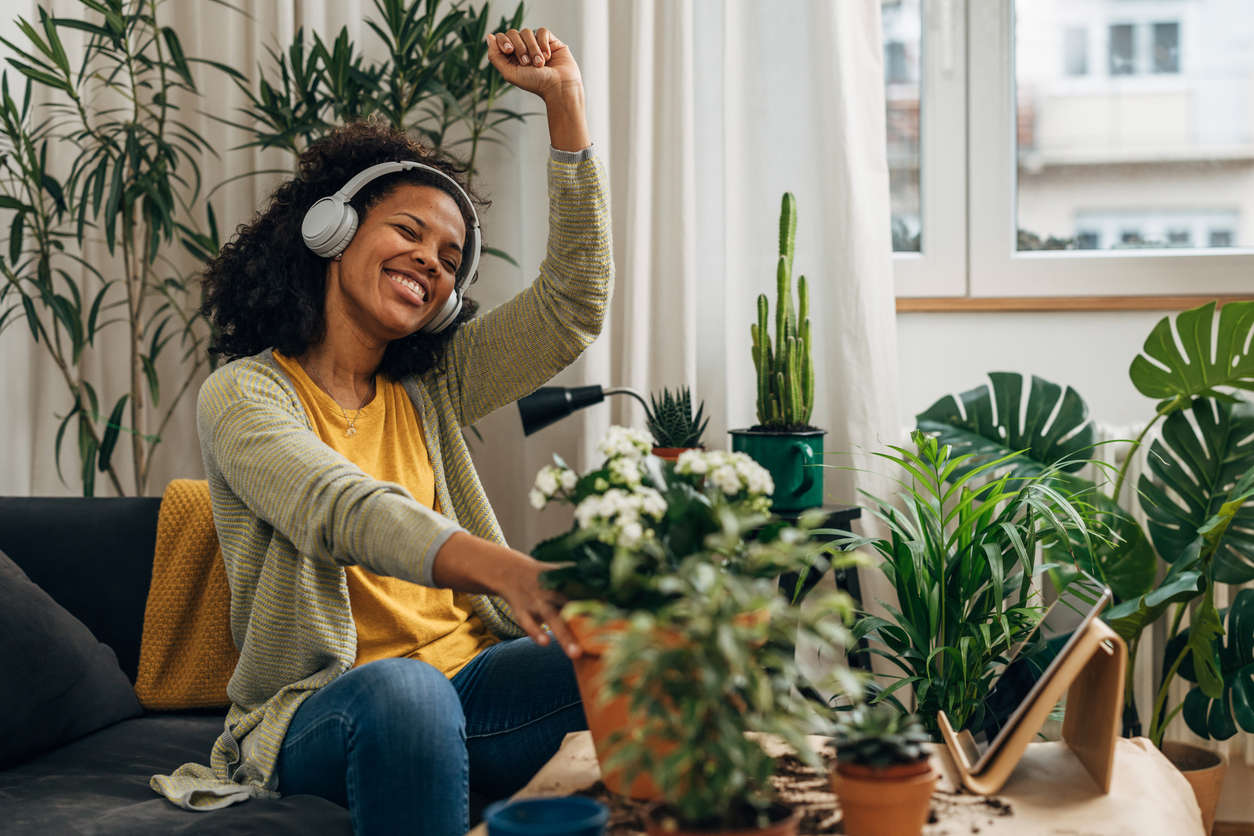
xmin=915 ymin=300 xmax=1254 ymax=746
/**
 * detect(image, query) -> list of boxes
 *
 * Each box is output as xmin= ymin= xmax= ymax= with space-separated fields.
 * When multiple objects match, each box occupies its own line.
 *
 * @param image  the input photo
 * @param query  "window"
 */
xmin=885 ymin=41 xmax=911 ymax=84
xmin=1109 ymin=23 xmax=1135 ymax=76
xmin=937 ymin=0 xmax=1254 ymax=300
xmin=1063 ymin=27 xmax=1088 ymax=76
xmin=1153 ymin=22 xmax=1180 ymax=74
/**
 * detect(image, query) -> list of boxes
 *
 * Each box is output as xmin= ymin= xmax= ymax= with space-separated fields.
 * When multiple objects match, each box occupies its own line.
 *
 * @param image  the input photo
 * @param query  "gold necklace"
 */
xmin=340 ymin=402 xmax=363 ymax=437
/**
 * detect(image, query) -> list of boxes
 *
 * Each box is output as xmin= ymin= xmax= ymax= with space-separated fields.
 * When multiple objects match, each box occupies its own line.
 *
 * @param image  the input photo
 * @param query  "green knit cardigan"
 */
xmin=151 ymin=147 xmax=612 ymax=810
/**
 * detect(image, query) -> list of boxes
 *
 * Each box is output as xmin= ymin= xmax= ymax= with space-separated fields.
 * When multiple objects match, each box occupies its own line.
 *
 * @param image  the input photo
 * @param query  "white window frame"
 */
xmin=895 ymin=0 xmax=1254 ymax=300
xmin=893 ymin=0 xmax=967 ymax=298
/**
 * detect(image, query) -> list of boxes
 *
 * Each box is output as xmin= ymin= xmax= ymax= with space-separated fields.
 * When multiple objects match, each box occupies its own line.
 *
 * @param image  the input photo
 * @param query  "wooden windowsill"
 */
xmin=896 ymin=295 xmax=1254 ymax=313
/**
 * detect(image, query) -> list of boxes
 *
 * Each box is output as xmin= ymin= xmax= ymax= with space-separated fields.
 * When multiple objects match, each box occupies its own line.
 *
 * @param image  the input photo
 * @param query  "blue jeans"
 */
xmin=275 ymin=638 xmax=586 ymax=836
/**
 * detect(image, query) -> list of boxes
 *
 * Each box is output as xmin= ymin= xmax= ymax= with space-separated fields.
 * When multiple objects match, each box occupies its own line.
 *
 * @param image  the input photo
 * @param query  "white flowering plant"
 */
xmin=530 ymin=426 xmax=839 ymax=610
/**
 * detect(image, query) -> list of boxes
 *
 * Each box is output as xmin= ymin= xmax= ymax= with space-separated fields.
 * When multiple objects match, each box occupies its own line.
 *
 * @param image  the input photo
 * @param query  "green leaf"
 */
xmin=1129 ymin=300 xmax=1254 ymax=411
xmin=1179 ymin=590 xmax=1254 ymax=740
xmin=1139 ymin=398 xmax=1254 ymax=584
xmin=916 ymin=372 xmax=1095 ymax=478
xmin=9 ymin=210 xmax=24 ymax=264
xmin=1102 ymin=561 xmax=1204 ymax=643
xmin=77 ymin=413 xmax=96 ymax=497
xmin=160 ymin=27 xmax=195 ymax=89
xmin=97 ymin=394 xmax=127 ymax=472
xmin=52 ymin=403 xmax=80 ymax=485
xmin=1190 ymin=596 xmax=1225 ymax=699
xmin=481 ymin=244 xmax=519 ymax=268
xmin=141 ymin=354 xmax=159 ymax=404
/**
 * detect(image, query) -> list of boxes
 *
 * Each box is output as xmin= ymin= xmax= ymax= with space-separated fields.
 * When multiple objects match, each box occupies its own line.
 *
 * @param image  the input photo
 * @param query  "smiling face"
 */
xmin=327 ymin=182 xmax=467 ymax=342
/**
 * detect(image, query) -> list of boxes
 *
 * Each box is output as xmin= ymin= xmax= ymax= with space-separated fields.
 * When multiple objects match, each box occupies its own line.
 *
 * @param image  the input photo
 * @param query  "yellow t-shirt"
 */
xmin=273 ymin=351 xmax=497 ymax=677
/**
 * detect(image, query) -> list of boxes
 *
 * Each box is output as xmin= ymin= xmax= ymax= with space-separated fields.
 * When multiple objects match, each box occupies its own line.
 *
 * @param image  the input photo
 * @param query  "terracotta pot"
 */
xmin=651 ymin=446 xmax=698 ymax=463
xmin=643 ymin=804 xmax=800 ymax=836
xmin=567 ymin=615 xmax=671 ymax=800
xmin=830 ymin=758 xmax=936 ymax=836
xmin=1161 ymin=741 xmax=1227 ymax=835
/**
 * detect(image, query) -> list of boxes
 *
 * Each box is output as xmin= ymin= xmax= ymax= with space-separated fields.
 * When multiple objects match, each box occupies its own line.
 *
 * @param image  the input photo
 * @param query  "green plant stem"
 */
xmin=1110 ymin=413 xmax=1163 ymax=506
xmin=1148 ymin=602 xmax=1194 ymax=745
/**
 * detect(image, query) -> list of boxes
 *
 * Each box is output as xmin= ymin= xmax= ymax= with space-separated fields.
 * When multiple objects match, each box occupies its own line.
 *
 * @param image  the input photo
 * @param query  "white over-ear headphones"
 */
xmin=301 ymin=160 xmax=482 ymax=334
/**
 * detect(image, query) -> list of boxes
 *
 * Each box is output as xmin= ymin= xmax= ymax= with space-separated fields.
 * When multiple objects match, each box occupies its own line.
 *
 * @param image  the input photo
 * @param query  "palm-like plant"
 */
xmin=830 ymin=430 xmax=1096 ymax=735
xmin=914 ymin=300 xmax=1254 ymax=744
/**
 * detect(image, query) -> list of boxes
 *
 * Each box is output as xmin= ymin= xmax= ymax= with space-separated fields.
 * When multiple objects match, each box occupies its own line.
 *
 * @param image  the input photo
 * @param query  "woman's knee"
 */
xmin=340 ymin=658 xmax=465 ymax=741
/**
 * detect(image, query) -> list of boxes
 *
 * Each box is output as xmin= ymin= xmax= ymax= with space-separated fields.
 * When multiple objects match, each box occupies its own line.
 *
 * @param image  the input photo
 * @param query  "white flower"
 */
xmin=597 ymin=425 xmax=653 ymax=460
xmin=593 ymin=477 xmax=609 ymax=492
xmin=676 ymin=449 xmax=709 ymax=475
xmin=529 ymin=489 xmax=547 ymax=509
xmin=535 ymin=467 xmax=559 ymax=496
xmin=609 ymin=457 xmax=642 ymax=486
xmin=638 ymin=487 xmax=667 ymax=519
xmin=619 ymin=520 xmax=644 ymax=547
xmin=709 ymin=465 xmax=742 ymax=496
xmin=560 ymin=469 xmax=577 ymax=491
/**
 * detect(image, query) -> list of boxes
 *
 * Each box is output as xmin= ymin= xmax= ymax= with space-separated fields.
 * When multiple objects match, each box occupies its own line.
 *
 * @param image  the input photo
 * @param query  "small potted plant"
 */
xmin=730 ymin=192 xmax=824 ymax=513
xmin=593 ymin=556 xmax=859 ymax=835
xmin=830 ymin=704 xmax=936 ymax=836
xmin=529 ymin=426 xmax=847 ymax=800
xmin=643 ymin=386 xmax=709 ymax=461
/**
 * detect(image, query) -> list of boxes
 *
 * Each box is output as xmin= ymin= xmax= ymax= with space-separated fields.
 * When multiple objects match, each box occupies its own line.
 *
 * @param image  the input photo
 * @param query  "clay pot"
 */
xmin=1161 ymin=741 xmax=1227 ymax=835
xmin=830 ymin=758 xmax=937 ymax=836
xmin=651 ymin=446 xmax=699 ymax=463
xmin=567 ymin=615 xmax=671 ymax=800
xmin=643 ymin=804 xmax=800 ymax=836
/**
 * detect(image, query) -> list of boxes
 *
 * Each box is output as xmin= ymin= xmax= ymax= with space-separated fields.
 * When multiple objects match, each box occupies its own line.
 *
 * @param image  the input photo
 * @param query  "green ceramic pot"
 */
xmin=729 ymin=428 xmax=826 ymax=513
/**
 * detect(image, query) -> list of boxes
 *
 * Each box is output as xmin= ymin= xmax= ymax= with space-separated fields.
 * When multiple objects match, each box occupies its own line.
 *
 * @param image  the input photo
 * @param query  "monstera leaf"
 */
xmin=916 ymin=372 xmax=1095 ymax=478
xmin=1129 ymin=300 xmax=1254 ymax=414
xmin=1170 ymin=589 xmax=1254 ymax=740
xmin=1138 ymin=398 xmax=1254 ymax=584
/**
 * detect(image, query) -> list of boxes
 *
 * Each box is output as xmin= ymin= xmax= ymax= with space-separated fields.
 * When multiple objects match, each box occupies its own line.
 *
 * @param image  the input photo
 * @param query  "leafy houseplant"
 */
xmin=0 ymin=1 xmax=230 ymax=495
xmin=832 ymin=430 xmax=1096 ymax=737
xmin=915 ymin=301 xmax=1254 ymax=748
xmin=594 ymin=559 xmax=856 ymax=834
xmin=529 ymin=426 xmax=857 ymax=801
xmin=830 ymin=704 xmax=936 ymax=836
xmin=731 ymin=192 xmax=825 ymax=514
xmin=643 ymin=386 xmax=709 ymax=460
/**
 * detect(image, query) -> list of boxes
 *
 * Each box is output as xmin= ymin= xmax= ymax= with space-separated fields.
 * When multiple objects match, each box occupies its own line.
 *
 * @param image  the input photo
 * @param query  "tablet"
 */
xmin=960 ymin=568 xmax=1111 ymax=774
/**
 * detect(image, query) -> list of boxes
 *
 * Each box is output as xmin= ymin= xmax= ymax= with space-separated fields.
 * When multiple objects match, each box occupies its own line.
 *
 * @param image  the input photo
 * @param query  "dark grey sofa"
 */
xmin=0 ymin=497 xmax=353 ymax=835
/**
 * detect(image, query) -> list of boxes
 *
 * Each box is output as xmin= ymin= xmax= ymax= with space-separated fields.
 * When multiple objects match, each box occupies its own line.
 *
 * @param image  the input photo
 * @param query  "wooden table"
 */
xmin=468 ymin=731 xmax=1205 ymax=835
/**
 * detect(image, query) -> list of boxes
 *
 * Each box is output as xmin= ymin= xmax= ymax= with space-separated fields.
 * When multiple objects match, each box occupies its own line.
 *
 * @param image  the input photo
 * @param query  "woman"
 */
xmin=151 ymin=28 xmax=611 ymax=835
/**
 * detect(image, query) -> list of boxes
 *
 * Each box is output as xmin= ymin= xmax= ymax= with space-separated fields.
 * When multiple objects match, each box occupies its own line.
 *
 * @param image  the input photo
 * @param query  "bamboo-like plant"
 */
xmin=0 ymin=1 xmax=228 ymax=495
xmin=750 ymin=192 xmax=814 ymax=429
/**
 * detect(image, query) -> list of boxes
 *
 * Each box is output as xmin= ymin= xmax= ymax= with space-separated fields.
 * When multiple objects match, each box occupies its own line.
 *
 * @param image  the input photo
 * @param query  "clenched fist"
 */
xmin=486 ymin=28 xmax=583 ymax=104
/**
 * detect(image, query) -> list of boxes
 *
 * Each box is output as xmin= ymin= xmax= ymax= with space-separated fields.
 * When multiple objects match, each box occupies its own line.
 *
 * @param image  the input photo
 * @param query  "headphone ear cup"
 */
xmin=323 ymin=207 xmax=359 ymax=259
xmin=302 ymin=197 xmax=359 ymax=258
xmin=421 ymin=290 xmax=462 ymax=334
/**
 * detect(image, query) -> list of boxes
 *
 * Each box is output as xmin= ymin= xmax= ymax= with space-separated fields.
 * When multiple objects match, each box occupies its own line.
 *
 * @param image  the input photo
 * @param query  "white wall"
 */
xmin=895 ymin=309 xmax=1168 ymax=429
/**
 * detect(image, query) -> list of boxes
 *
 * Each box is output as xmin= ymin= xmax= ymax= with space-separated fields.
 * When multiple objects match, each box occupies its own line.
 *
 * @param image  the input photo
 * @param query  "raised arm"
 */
xmin=440 ymin=29 xmax=613 ymax=426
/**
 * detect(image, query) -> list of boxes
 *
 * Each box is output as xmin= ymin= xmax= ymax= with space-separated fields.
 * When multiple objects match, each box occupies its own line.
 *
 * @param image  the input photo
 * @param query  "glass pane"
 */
xmin=882 ymin=0 xmax=921 ymax=253
xmin=1016 ymin=1 xmax=1254 ymax=252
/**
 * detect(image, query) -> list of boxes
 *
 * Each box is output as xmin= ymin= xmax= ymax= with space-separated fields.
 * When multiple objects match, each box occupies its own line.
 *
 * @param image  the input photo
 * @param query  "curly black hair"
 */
xmin=202 ymin=120 xmax=489 ymax=378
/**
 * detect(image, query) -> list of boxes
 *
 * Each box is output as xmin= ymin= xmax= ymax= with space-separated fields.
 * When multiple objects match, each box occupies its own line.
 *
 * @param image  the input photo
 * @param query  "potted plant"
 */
xmin=529 ymin=425 xmax=853 ymax=800
xmin=829 ymin=430 xmax=1098 ymax=737
xmin=731 ymin=192 xmax=824 ymax=514
xmin=590 ymin=556 xmax=858 ymax=835
xmin=830 ymin=704 xmax=936 ymax=836
xmin=914 ymin=301 xmax=1254 ymax=827
xmin=643 ymin=386 xmax=709 ymax=461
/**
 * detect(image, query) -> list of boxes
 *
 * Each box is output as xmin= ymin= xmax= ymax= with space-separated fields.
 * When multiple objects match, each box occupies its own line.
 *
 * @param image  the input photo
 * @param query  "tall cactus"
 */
xmin=750 ymin=192 xmax=814 ymax=428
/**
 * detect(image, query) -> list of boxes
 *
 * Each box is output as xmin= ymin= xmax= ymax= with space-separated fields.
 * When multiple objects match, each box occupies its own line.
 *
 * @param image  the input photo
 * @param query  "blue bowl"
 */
xmin=483 ymin=797 xmax=609 ymax=836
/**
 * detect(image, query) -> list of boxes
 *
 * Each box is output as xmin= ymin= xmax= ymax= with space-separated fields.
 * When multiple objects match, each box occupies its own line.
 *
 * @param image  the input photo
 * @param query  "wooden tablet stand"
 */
xmin=938 ymin=617 xmax=1127 ymax=795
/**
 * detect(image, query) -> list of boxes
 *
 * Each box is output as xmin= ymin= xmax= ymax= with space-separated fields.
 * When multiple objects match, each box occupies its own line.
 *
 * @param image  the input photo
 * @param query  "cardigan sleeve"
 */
xmin=441 ymin=147 xmax=613 ymax=427
xmin=198 ymin=360 xmax=459 ymax=587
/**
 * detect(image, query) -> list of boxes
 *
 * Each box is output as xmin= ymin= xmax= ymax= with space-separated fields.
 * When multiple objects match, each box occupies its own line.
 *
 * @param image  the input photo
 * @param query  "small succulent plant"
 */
xmin=644 ymin=386 xmax=709 ymax=449
xmin=833 ymin=704 xmax=931 ymax=769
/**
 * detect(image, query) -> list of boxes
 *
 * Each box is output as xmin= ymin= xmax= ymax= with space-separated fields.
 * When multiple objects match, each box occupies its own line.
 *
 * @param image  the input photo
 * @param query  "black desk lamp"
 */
xmin=518 ymin=385 xmax=648 ymax=436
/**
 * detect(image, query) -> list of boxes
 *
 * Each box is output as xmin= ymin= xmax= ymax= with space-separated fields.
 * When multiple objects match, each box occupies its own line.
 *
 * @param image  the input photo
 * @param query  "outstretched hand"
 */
xmin=486 ymin=28 xmax=583 ymax=102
